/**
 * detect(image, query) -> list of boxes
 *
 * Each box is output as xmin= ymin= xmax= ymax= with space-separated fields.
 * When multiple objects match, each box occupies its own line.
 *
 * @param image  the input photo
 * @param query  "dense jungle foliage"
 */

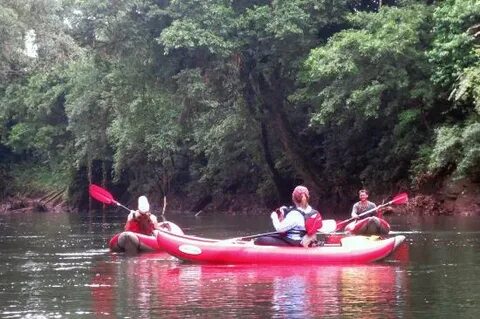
xmin=0 ymin=0 xmax=479 ymax=211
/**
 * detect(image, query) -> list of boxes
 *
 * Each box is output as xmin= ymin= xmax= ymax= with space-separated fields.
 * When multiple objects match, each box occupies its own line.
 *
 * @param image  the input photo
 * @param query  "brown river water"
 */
xmin=1 ymin=211 xmax=479 ymax=318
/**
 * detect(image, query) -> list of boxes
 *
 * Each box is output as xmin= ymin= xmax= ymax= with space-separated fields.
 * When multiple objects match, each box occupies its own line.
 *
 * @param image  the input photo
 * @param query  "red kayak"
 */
xmin=156 ymin=230 xmax=405 ymax=265
xmin=344 ymin=216 xmax=390 ymax=236
xmin=109 ymin=221 xmax=183 ymax=254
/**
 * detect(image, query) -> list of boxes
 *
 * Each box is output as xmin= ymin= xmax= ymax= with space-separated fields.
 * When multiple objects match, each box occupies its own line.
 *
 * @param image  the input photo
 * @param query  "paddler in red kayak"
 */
xmin=124 ymin=196 xmax=159 ymax=235
xmin=345 ymin=189 xmax=390 ymax=236
xmin=255 ymin=185 xmax=323 ymax=247
xmin=351 ymin=189 xmax=377 ymax=219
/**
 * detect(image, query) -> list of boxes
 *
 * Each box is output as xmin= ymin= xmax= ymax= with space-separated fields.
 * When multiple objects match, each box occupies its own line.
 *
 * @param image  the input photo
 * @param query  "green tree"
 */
xmin=159 ymin=0 xmax=352 ymax=202
xmin=297 ymin=3 xmax=435 ymax=194
xmin=62 ymin=0 xmax=190 ymax=199
xmin=414 ymin=0 xmax=480 ymax=182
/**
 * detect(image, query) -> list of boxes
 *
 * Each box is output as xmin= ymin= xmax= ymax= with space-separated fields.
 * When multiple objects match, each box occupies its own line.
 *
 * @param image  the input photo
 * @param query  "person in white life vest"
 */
xmin=254 ymin=185 xmax=322 ymax=247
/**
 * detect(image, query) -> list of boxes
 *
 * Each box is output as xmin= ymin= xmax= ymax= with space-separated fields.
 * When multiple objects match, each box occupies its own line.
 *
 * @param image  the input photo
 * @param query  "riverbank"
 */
xmin=169 ymin=177 xmax=480 ymax=216
xmin=1 ymin=178 xmax=479 ymax=216
xmin=404 ymin=178 xmax=480 ymax=216
xmin=0 ymin=190 xmax=67 ymax=214
xmin=165 ymin=188 xmax=480 ymax=217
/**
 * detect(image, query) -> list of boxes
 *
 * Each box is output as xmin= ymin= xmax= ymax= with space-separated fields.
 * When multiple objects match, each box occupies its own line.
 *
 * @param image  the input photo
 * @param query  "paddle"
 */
xmin=335 ymin=192 xmax=409 ymax=231
xmin=234 ymin=219 xmax=338 ymax=241
xmin=88 ymin=184 xmax=130 ymax=212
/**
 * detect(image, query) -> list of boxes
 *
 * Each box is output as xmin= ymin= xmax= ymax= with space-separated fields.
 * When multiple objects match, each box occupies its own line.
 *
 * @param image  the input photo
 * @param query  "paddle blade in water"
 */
xmin=89 ymin=184 xmax=115 ymax=205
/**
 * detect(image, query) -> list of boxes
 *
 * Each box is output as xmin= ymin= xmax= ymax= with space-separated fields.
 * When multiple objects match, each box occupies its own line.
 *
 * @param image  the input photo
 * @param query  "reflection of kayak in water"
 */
xmin=158 ymin=263 xmax=406 ymax=318
xmin=90 ymin=257 xmax=408 ymax=318
xmin=156 ymin=230 xmax=405 ymax=264
xmin=339 ymin=263 xmax=408 ymax=317
xmin=344 ymin=216 xmax=390 ymax=236
xmin=109 ymin=221 xmax=183 ymax=254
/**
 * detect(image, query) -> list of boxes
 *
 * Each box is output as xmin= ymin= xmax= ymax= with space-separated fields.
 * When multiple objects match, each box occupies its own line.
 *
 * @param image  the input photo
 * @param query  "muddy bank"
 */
xmin=0 ymin=190 xmax=68 ymax=214
xmin=167 ymin=178 xmax=480 ymax=217
xmin=166 ymin=190 xmax=480 ymax=218
xmin=400 ymin=178 xmax=480 ymax=216
xmin=1 ymin=178 xmax=479 ymax=216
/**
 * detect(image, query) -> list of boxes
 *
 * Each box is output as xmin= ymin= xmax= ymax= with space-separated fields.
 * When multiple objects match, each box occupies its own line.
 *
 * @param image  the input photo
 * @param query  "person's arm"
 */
xmin=150 ymin=214 xmax=161 ymax=229
xmin=369 ymin=201 xmax=378 ymax=216
xmin=150 ymin=214 xmax=158 ymax=224
xmin=351 ymin=203 xmax=359 ymax=219
xmin=275 ymin=206 xmax=288 ymax=221
xmin=271 ymin=211 xmax=302 ymax=232
xmin=127 ymin=210 xmax=137 ymax=221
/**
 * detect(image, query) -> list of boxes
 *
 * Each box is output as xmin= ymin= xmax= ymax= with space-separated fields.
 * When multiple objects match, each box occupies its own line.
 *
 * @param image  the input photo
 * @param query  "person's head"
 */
xmin=358 ymin=189 xmax=369 ymax=202
xmin=292 ymin=185 xmax=310 ymax=206
xmin=138 ymin=195 xmax=150 ymax=214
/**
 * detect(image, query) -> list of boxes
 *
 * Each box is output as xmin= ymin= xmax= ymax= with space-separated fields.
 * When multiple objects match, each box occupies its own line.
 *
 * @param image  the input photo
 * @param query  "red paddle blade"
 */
xmin=391 ymin=192 xmax=408 ymax=205
xmin=89 ymin=184 xmax=116 ymax=205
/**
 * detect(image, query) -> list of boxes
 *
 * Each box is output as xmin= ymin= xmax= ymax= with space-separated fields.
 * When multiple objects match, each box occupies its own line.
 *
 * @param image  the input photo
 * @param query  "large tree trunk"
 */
xmin=258 ymin=122 xmax=292 ymax=200
xmin=257 ymin=66 xmax=324 ymax=198
xmin=239 ymin=53 xmax=291 ymax=201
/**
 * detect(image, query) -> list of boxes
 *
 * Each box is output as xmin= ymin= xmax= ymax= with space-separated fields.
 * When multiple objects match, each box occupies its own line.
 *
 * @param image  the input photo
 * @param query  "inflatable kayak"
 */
xmin=155 ymin=230 xmax=405 ymax=264
xmin=109 ymin=221 xmax=183 ymax=254
xmin=344 ymin=216 xmax=390 ymax=236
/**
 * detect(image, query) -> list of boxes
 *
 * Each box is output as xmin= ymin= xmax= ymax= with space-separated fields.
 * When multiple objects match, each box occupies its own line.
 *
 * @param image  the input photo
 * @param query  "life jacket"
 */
xmin=124 ymin=214 xmax=156 ymax=235
xmin=284 ymin=206 xmax=323 ymax=236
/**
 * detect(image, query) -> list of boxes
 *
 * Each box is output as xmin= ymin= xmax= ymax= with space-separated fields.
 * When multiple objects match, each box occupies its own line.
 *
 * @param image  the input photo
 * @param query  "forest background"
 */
xmin=1 ymin=0 xmax=479 ymax=216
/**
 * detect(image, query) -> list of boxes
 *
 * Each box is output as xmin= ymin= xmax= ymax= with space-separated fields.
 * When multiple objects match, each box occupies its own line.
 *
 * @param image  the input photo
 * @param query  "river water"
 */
xmin=1 ymin=211 xmax=479 ymax=318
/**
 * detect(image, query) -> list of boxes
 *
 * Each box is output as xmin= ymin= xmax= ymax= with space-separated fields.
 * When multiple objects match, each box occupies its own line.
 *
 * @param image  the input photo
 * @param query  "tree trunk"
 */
xmin=259 ymin=121 xmax=292 ymax=200
xmin=257 ymin=67 xmax=324 ymax=198
xmin=102 ymin=160 xmax=107 ymax=190
xmin=239 ymin=53 xmax=291 ymax=201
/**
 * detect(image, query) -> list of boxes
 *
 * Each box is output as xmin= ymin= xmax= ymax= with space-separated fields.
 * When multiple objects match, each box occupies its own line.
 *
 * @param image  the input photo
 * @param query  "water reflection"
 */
xmin=90 ymin=254 xmax=409 ymax=318
xmin=3 ymin=213 xmax=480 ymax=318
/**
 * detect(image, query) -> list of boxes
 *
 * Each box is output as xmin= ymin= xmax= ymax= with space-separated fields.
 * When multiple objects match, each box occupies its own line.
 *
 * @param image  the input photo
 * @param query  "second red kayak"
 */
xmin=344 ymin=216 xmax=390 ymax=236
xmin=109 ymin=221 xmax=183 ymax=254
